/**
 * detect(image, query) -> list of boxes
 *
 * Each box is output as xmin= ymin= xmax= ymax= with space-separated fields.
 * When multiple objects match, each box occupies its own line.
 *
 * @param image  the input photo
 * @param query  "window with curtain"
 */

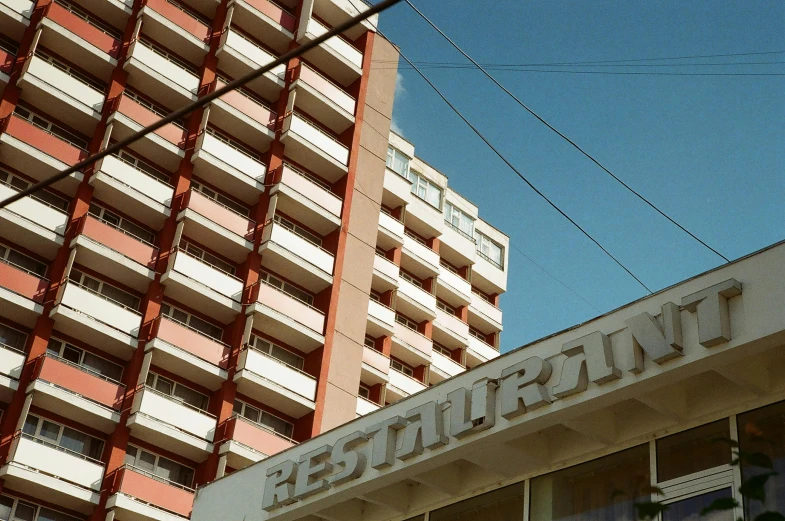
xmin=530 ymin=444 xmax=650 ymax=521
xmin=386 ymin=146 xmax=410 ymax=177
xmin=406 ymin=169 xmax=442 ymax=210
xmin=444 ymin=201 xmax=475 ymax=238
xmin=475 ymin=231 xmax=504 ymax=269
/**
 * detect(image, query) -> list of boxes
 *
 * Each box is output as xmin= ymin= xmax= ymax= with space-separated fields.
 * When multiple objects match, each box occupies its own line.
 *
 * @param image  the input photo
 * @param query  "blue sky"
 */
xmin=377 ymin=1 xmax=785 ymax=352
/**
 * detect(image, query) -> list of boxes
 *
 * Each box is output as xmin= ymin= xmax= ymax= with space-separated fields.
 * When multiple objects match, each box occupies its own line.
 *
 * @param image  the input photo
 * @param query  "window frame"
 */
xmin=145 ymin=371 xmax=210 ymax=412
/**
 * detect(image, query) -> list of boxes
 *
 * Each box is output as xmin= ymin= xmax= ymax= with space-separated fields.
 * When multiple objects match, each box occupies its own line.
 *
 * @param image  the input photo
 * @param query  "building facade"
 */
xmin=0 ymin=1 xmax=509 ymax=520
xmin=191 ymin=240 xmax=785 ymax=521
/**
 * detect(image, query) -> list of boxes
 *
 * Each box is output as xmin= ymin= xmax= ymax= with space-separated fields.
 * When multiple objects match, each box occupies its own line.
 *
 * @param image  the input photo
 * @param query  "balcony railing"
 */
xmin=113 ymin=92 xmax=187 ymax=147
xmin=154 ymin=314 xmax=229 ymax=368
xmin=10 ymin=432 xmax=105 ymax=490
xmin=145 ymin=0 xmax=210 ymax=42
xmin=33 ymin=353 xmax=125 ymax=409
xmin=398 ymin=277 xmax=436 ymax=314
xmin=263 ymin=223 xmax=335 ymax=276
xmin=0 ymin=343 xmax=25 ymax=381
xmin=133 ymin=385 xmax=216 ymax=441
xmin=285 ymin=112 xmax=349 ymax=166
xmin=224 ymin=413 xmax=295 ymax=456
xmin=129 ymin=39 xmax=200 ymax=95
xmin=215 ymin=77 xmax=276 ymax=128
xmin=298 ymin=62 xmax=355 ymax=116
xmin=279 ymin=162 xmax=342 ymax=218
xmin=114 ymin=464 xmax=194 ymax=517
xmin=80 ymin=215 xmax=158 ymax=268
xmin=4 ymin=113 xmax=87 ymax=166
xmin=0 ymin=257 xmax=48 ymax=303
xmin=239 ymin=0 xmax=294 ymax=31
xmin=57 ymin=281 xmax=142 ymax=337
xmin=168 ymin=247 xmax=244 ymax=302
xmin=305 ymin=17 xmax=362 ymax=69
xmin=47 ymin=0 xmax=122 ymax=57
xmin=388 ymin=367 xmax=426 ymax=396
xmin=356 ymin=395 xmax=379 ymax=416
xmin=470 ymin=291 xmax=503 ymax=327
xmin=432 ymin=349 xmax=465 ymax=378
xmin=238 ymin=346 xmax=317 ymax=401
xmin=367 ymin=299 xmax=395 ymax=329
xmin=362 ymin=344 xmax=390 ymax=375
xmin=184 ymin=189 xmax=255 ymax=241
xmin=254 ymin=279 xmax=325 ymax=335
xmin=393 ymin=321 xmax=432 ymax=359
xmin=96 ymin=153 xmax=174 ymax=208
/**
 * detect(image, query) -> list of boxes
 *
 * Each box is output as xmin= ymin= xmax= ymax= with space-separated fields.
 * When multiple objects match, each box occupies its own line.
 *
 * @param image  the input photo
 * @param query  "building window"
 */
xmin=161 ymin=303 xmax=224 ymax=342
xmin=69 ymin=269 xmax=140 ymax=310
xmin=469 ymin=327 xmax=489 ymax=343
xmin=364 ymin=336 xmax=376 ymax=348
xmin=22 ymin=414 xmax=104 ymax=461
xmin=657 ymin=420 xmax=732 ymax=482
xmin=386 ymin=146 xmax=410 ymax=178
xmin=233 ymin=399 xmax=294 ymax=439
xmin=444 ymin=201 xmax=475 ymax=239
xmin=0 ymin=324 xmax=27 ymax=352
xmin=407 ymin=169 xmax=442 ymax=210
xmin=249 ymin=335 xmax=304 ymax=371
xmin=530 ymin=444 xmax=650 ymax=521
xmin=125 ymin=445 xmax=194 ymax=488
xmin=146 ymin=372 xmax=209 ymax=411
xmin=89 ymin=203 xmax=156 ymax=245
xmin=0 ymin=494 xmax=81 ymax=521
xmin=404 ymin=229 xmax=427 ymax=246
xmin=395 ymin=313 xmax=419 ymax=332
xmin=738 ymin=401 xmax=785 ymax=518
xmin=180 ymin=239 xmax=236 ymax=276
xmin=391 ymin=359 xmax=414 ymax=378
xmin=400 ymin=270 xmax=424 ymax=289
xmin=430 ymin=482 xmax=525 ymax=521
xmin=436 ymin=300 xmax=457 ymax=316
xmin=260 ymin=271 xmax=315 ymax=307
xmin=191 ymin=180 xmax=248 ymax=216
xmin=358 ymin=384 xmax=370 ymax=399
xmin=475 ymin=231 xmax=504 ymax=269
xmin=433 ymin=342 xmax=452 ymax=358
xmin=273 ymin=214 xmax=322 ymax=247
xmin=47 ymin=338 xmax=123 ymax=382
xmin=0 ymin=244 xmax=46 ymax=277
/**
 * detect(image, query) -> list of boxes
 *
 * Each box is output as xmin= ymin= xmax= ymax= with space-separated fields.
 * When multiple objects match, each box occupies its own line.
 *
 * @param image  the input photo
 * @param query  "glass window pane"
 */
xmin=125 ymin=445 xmax=137 ymax=466
xmin=61 ymin=345 xmax=81 ymax=364
xmin=138 ymin=450 xmax=156 ymax=471
xmin=657 ymin=420 xmax=731 ymax=482
xmin=12 ymin=502 xmax=35 ymax=521
xmin=0 ymin=496 xmax=12 ymax=521
xmin=530 ymin=445 xmax=650 ymax=521
xmin=82 ymin=352 xmax=123 ymax=381
xmin=37 ymin=506 xmax=81 ymax=521
xmin=738 ymin=400 xmax=785 ymax=518
xmin=242 ymin=404 xmax=260 ymax=423
xmin=22 ymin=415 xmax=39 ymax=435
xmin=173 ymin=384 xmax=208 ymax=410
xmin=59 ymin=426 xmax=88 ymax=455
xmin=154 ymin=376 xmax=174 ymax=395
xmin=430 ymin=482 xmax=524 ymax=521
xmin=39 ymin=420 xmax=60 ymax=441
xmin=0 ymin=324 xmax=26 ymax=351
xmin=661 ymin=488 xmax=734 ymax=521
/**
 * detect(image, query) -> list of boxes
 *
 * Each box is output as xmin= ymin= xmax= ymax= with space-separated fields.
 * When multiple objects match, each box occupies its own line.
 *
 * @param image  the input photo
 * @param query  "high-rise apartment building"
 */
xmin=0 ymin=0 xmax=507 ymax=520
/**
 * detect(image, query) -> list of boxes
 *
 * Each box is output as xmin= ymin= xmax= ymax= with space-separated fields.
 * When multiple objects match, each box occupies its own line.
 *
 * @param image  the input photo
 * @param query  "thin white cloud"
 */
xmin=391 ymin=72 xmax=406 ymax=136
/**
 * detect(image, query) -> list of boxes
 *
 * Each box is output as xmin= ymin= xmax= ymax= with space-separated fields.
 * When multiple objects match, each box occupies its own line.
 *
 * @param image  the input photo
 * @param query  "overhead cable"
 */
xmin=405 ymin=0 xmax=731 ymax=264
xmin=0 ymin=0 xmax=403 ymax=210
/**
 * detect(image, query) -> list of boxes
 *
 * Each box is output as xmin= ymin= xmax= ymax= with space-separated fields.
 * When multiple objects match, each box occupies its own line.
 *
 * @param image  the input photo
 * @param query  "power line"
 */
xmin=395 ymin=51 xmax=653 ymax=294
xmin=0 ymin=0 xmax=403 ymax=210
xmin=390 ymin=67 xmax=785 ymax=77
xmin=405 ymin=0 xmax=731 ymax=264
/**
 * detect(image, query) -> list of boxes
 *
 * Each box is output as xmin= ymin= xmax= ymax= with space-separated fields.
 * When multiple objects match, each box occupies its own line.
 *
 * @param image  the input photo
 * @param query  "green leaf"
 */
xmin=742 ymin=451 xmax=775 ymax=469
xmin=740 ymin=472 xmax=777 ymax=502
xmin=755 ymin=513 xmax=785 ymax=521
xmin=700 ymin=497 xmax=739 ymax=515
xmin=634 ymin=501 xmax=668 ymax=520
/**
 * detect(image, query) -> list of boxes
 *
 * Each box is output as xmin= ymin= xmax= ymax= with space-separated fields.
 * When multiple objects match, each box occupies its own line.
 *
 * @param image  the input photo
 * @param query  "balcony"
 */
xmin=18 ymin=55 xmax=105 ymax=134
xmin=234 ymin=346 xmax=316 ymax=418
xmin=161 ymin=247 xmax=243 ymax=324
xmin=123 ymin=39 xmax=200 ymax=109
xmin=0 ymin=0 xmax=34 ymax=40
xmin=216 ymin=28 xmax=285 ymax=101
xmin=366 ymin=299 xmax=394 ymax=338
xmin=300 ymin=17 xmax=362 ymax=87
xmin=270 ymin=163 xmax=342 ymax=235
xmin=312 ymin=0 xmax=377 ymax=41
xmin=386 ymin=368 xmax=426 ymax=403
xmin=281 ymin=112 xmax=349 ymax=182
xmin=382 ymin=167 xmax=412 ymax=208
xmin=406 ymin=196 xmax=443 ymax=239
xmin=108 ymin=93 xmax=186 ymax=171
xmin=291 ymin=62 xmax=355 ymax=133
xmin=0 ymin=257 xmax=47 ymax=327
xmin=0 ymin=433 xmax=104 ymax=512
xmin=259 ymin=222 xmax=334 ymax=292
xmin=191 ymin=129 xmax=267 ymax=204
xmin=396 ymin=277 xmax=437 ymax=322
xmin=361 ymin=345 xmax=389 ymax=384
xmin=392 ymin=321 xmax=432 ymax=367
xmin=0 ymin=181 xmax=67 ymax=260
xmin=433 ymin=308 xmax=469 ymax=350
xmin=50 ymin=281 xmax=142 ymax=359
xmin=90 ymin=154 xmax=174 ymax=228
xmin=211 ymin=77 xmax=276 ymax=146
xmin=107 ymin=465 xmax=193 ymax=521
xmin=71 ymin=0 xmax=132 ymax=33
xmin=436 ymin=265 xmax=472 ymax=307
xmin=229 ymin=0 xmax=294 ymax=52
xmin=356 ymin=396 xmax=379 ymax=417
xmin=247 ymin=281 xmax=325 ymax=353
xmin=430 ymin=349 xmax=464 ymax=384
xmin=71 ymin=215 xmax=157 ymax=291
xmin=28 ymin=353 xmax=124 ymax=432
xmin=472 ymin=251 xmax=507 ymax=295
xmin=0 ymin=41 xmax=14 ymax=91
xmin=402 ymin=234 xmax=439 ymax=279
xmin=372 ymin=252 xmax=399 ymax=292
xmin=377 ymin=211 xmax=404 ymax=250
xmin=0 ymin=343 xmax=25 ymax=402
xmin=0 ymin=114 xmax=86 ymax=195
xmin=146 ymin=315 xmax=229 ymax=390
xmin=219 ymin=414 xmax=295 ymax=470
xmin=128 ymin=386 xmax=216 ymax=461
xmin=466 ymin=335 xmax=499 ymax=367
xmin=139 ymin=0 xmax=210 ymax=66
xmin=440 ymin=222 xmax=476 ymax=267
xmin=178 ymin=189 xmax=254 ymax=263
xmin=39 ymin=0 xmax=120 ymax=80
xmin=469 ymin=292 xmax=503 ymax=332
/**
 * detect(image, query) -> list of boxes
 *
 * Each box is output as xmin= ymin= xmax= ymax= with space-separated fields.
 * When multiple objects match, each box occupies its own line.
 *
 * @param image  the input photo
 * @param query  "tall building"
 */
xmin=0 ymin=0 xmax=509 ymax=520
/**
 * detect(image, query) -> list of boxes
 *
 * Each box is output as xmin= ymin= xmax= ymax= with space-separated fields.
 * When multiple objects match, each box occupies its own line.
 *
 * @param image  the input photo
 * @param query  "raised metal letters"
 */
xmin=365 ymin=416 xmax=407 ymax=469
xmin=499 ymin=356 xmax=552 ymax=418
xmin=626 ymin=302 xmax=683 ymax=373
xmin=294 ymin=445 xmax=333 ymax=499
xmin=396 ymin=401 xmax=448 ymax=460
xmin=552 ymin=331 xmax=620 ymax=398
xmin=682 ymin=279 xmax=742 ymax=347
xmin=448 ymin=378 xmax=497 ymax=438
xmin=328 ymin=431 xmax=368 ymax=486
xmin=262 ymin=460 xmax=297 ymax=511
